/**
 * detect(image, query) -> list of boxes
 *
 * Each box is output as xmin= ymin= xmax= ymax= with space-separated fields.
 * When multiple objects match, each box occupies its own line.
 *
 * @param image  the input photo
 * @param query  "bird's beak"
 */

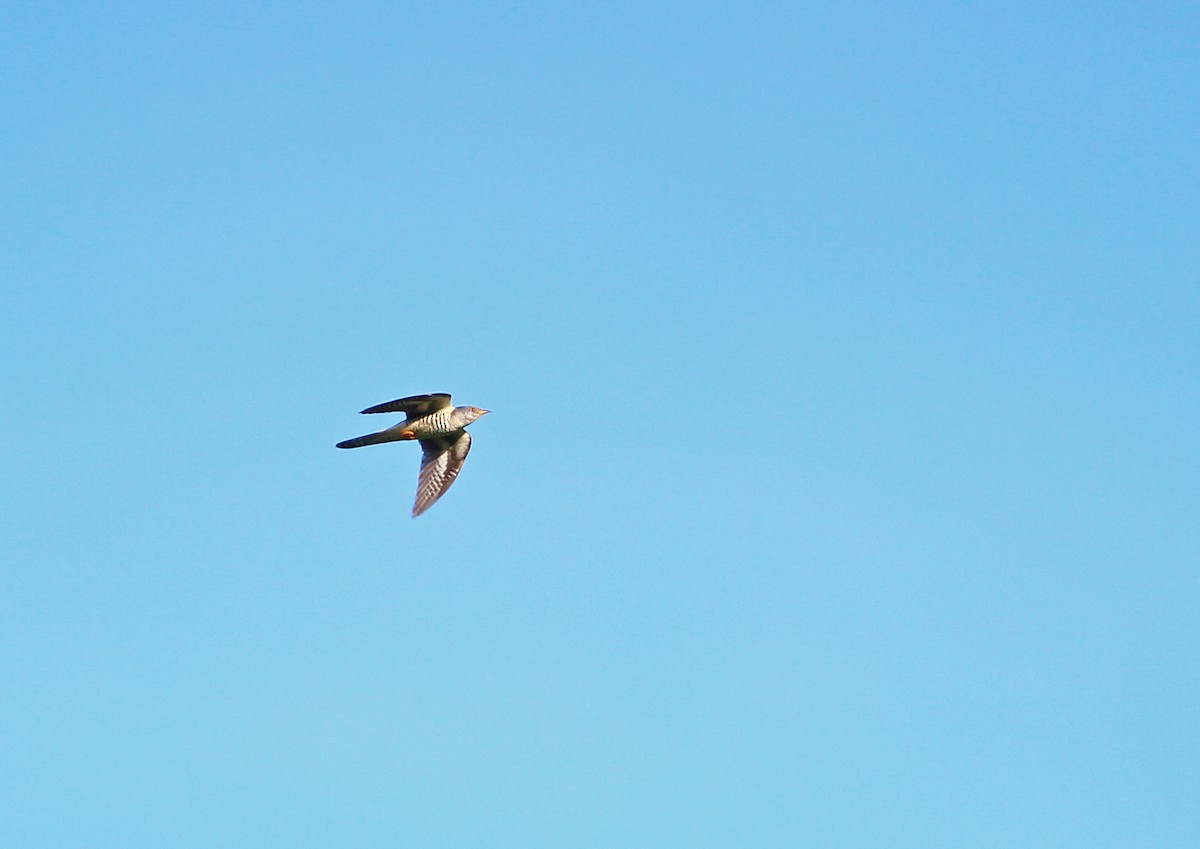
xmin=478 ymin=408 xmax=491 ymax=415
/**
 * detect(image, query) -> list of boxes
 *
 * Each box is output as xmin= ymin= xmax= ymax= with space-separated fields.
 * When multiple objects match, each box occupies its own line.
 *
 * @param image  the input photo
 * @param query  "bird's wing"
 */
xmin=361 ymin=393 xmax=452 ymax=416
xmin=412 ymin=431 xmax=472 ymax=517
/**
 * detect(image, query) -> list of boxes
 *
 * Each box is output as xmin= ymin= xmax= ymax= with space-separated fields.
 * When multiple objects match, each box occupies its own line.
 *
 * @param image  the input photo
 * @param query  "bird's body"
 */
xmin=337 ymin=393 xmax=489 ymax=516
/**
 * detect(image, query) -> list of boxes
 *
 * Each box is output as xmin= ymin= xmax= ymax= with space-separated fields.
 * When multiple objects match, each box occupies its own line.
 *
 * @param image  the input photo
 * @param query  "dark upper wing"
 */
xmin=412 ymin=431 xmax=471 ymax=517
xmin=360 ymin=393 xmax=452 ymax=416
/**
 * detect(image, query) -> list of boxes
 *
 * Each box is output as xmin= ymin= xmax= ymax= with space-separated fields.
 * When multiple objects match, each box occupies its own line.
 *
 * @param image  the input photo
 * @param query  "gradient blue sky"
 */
xmin=2 ymin=3 xmax=1197 ymax=847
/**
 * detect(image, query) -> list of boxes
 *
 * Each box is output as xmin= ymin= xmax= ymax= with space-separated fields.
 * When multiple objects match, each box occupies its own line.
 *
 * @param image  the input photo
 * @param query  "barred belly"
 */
xmin=413 ymin=407 xmax=456 ymax=436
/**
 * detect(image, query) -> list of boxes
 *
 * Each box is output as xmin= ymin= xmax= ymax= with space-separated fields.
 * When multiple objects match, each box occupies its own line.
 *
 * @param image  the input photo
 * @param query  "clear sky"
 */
xmin=2 ymin=3 xmax=1197 ymax=847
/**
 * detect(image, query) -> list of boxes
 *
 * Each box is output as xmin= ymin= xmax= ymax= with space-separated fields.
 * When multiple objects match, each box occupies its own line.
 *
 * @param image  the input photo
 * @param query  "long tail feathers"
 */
xmin=336 ymin=431 xmax=394 ymax=449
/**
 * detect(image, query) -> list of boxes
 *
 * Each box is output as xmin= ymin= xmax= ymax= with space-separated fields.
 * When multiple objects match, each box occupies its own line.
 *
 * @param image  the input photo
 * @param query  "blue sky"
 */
xmin=2 ymin=2 xmax=1197 ymax=846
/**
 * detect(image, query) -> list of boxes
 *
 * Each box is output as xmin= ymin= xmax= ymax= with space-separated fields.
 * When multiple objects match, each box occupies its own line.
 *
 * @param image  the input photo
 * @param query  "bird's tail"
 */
xmin=336 ymin=431 xmax=395 ymax=449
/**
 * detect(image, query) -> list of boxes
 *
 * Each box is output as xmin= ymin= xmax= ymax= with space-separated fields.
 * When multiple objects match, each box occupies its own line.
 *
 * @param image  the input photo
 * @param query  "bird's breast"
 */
xmin=407 ymin=409 xmax=457 ymax=436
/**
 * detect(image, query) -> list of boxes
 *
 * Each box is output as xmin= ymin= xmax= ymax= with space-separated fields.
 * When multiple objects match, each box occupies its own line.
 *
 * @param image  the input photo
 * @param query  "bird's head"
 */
xmin=457 ymin=406 xmax=491 ymax=424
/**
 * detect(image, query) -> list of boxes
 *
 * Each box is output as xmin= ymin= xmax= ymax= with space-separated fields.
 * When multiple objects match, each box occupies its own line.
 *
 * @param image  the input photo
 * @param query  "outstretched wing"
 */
xmin=360 ymin=393 xmax=452 ymax=416
xmin=412 ymin=431 xmax=471 ymax=517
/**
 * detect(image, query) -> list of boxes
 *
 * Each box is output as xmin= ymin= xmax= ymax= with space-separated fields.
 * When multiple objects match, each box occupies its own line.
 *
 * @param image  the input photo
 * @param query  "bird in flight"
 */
xmin=337 ymin=393 xmax=490 ymax=516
